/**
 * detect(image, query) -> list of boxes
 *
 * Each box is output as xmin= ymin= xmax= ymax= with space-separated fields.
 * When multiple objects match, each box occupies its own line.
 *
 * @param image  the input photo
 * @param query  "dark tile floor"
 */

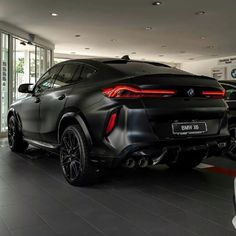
xmin=0 ymin=138 xmax=235 ymax=236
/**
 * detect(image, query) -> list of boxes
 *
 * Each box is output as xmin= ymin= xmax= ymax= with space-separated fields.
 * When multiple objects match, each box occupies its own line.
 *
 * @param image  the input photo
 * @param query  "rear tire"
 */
xmin=167 ymin=150 xmax=205 ymax=170
xmin=60 ymin=124 xmax=101 ymax=186
xmin=8 ymin=116 xmax=28 ymax=152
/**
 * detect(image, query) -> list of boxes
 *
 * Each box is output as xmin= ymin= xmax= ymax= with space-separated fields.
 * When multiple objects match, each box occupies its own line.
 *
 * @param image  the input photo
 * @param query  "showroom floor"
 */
xmin=0 ymin=138 xmax=235 ymax=236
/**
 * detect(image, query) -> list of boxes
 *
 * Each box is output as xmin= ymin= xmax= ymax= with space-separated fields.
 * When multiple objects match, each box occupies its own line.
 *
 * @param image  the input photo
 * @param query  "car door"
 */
xmin=20 ymin=66 xmax=61 ymax=140
xmin=39 ymin=63 xmax=81 ymax=143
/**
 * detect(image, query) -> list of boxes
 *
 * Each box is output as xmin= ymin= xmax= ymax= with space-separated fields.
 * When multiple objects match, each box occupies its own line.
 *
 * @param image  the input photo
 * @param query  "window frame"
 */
xmin=79 ymin=64 xmax=98 ymax=81
xmin=33 ymin=64 xmax=63 ymax=94
xmin=53 ymin=63 xmax=82 ymax=89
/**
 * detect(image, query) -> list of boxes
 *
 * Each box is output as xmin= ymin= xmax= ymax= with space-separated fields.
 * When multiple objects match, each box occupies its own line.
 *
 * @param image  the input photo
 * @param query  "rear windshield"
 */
xmin=106 ymin=61 xmax=190 ymax=76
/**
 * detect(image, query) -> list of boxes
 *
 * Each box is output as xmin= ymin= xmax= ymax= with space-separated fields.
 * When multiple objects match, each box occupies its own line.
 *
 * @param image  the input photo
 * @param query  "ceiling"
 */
xmin=0 ymin=0 xmax=235 ymax=63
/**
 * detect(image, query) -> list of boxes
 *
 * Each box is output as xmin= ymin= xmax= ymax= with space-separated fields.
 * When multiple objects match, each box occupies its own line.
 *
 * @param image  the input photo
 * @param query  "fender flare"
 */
xmin=57 ymin=112 xmax=93 ymax=148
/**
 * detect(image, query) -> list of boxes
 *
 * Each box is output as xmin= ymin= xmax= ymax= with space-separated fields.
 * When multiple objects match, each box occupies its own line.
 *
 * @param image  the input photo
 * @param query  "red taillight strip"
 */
xmin=202 ymin=90 xmax=225 ymax=98
xmin=106 ymin=113 xmax=117 ymax=135
xmin=102 ymin=85 xmax=176 ymax=98
xmin=103 ymin=86 xmax=141 ymax=98
xmin=141 ymin=89 xmax=176 ymax=95
xmin=202 ymin=90 xmax=225 ymax=96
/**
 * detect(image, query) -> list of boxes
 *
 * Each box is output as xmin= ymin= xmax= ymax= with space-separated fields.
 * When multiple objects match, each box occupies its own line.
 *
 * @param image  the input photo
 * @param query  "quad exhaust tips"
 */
xmin=124 ymin=157 xmax=149 ymax=168
xmin=123 ymin=148 xmax=168 ymax=169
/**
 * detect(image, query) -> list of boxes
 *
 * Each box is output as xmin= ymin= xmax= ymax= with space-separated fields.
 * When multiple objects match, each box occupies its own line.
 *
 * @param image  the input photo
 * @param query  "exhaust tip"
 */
xmin=125 ymin=158 xmax=136 ymax=168
xmin=138 ymin=158 xmax=149 ymax=168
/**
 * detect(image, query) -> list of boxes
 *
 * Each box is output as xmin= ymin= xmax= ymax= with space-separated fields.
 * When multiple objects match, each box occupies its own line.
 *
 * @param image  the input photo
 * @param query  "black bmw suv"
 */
xmin=8 ymin=58 xmax=229 ymax=186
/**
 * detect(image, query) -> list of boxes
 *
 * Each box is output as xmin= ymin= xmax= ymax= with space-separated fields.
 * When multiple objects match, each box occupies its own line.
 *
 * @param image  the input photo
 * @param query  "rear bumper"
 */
xmin=93 ymin=135 xmax=230 ymax=168
xmin=89 ymin=100 xmax=229 ymax=167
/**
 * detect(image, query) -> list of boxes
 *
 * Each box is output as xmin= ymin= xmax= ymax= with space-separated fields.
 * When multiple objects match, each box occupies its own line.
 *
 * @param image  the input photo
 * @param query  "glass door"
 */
xmin=12 ymin=38 xmax=36 ymax=102
xmin=36 ymin=47 xmax=46 ymax=80
xmin=0 ymin=33 xmax=9 ymax=132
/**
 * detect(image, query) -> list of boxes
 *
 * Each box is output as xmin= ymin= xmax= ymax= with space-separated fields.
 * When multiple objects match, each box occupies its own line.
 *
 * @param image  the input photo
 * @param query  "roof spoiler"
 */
xmin=121 ymin=55 xmax=130 ymax=60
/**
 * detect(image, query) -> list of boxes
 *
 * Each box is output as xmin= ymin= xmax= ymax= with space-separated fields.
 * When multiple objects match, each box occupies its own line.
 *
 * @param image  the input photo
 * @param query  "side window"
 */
xmin=35 ymin=77 xmax=54 ymax=93
xmin=80 ymin=66 xmax=97 ymax=80
xmin=34 ymin=65 xmax=62 ymax=93
xmin=53 ymin=64 xmax=78 ymax=88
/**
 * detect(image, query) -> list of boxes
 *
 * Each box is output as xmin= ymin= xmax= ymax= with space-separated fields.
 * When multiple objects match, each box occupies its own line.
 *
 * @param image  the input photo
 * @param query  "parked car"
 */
xmin=219 ymin=80 xmax=236 ymax=159
xmin=8 ymin=58 xmax=229 ymax=186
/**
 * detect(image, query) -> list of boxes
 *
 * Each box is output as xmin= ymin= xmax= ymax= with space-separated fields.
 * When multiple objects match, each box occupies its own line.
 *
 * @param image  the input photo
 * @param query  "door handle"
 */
xmin=35 ymin=97 xmax=40 ymax=103
xmin=58 ymin=94 xmax=66 ymax=100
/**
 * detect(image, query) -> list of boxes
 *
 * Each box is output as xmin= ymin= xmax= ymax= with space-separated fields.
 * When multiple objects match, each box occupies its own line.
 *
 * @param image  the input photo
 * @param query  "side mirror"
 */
xmin=18 ymin=83 xmax=34 ymax=93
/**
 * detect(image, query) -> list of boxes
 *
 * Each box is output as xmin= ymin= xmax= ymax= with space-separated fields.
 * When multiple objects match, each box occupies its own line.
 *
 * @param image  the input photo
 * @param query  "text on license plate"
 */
xmin=172 ymin=122 xmax=207 ymax=135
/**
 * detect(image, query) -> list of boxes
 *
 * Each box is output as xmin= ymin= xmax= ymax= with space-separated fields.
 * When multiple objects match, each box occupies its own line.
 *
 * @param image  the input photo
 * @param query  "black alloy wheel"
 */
xmin=8 ymin=116 xmax=28 ymax=152
xmin=60 ymin=125 xmax=99 ymax=186
xmin=8 ymin=117 xmax=15 ymax=149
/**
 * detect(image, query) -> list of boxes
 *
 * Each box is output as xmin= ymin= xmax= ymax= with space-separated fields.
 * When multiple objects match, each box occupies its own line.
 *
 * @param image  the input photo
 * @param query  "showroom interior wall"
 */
xmin=181 ymin=56 xmax=236 ymax=80
xmin=0 ymin=21 xmax=54 ymax=136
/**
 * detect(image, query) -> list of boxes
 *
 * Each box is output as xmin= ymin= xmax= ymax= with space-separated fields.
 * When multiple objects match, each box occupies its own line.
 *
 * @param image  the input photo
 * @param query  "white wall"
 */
xmin=181 ymin=56 xmax=236 ymax=80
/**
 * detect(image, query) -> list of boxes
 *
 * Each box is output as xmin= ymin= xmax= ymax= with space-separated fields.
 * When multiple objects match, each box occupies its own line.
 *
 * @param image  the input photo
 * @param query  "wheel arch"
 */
xmin=57 ymin=112 xmax=93 ymax=148
xmin=7 ymin=108 xmax=22 ymax=131
xmin=7 ymin=108 xmax=16 ymax=123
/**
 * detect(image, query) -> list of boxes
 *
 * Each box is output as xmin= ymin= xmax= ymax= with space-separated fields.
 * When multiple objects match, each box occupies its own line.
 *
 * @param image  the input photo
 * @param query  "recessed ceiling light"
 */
xmin=51 ymin=12 xmax=58 ymax=17
xmin=85 ymin=48 xmax=90 ymax=50
xmin=145 ymin=26 xmax=152 ymax=30
xmin=75 ymin=34 xmax=81 ymax=38
xmin=195 ymin=11 xmax=206 ymax=15
xmin=152 ymin=1 xmax=162 ymax=6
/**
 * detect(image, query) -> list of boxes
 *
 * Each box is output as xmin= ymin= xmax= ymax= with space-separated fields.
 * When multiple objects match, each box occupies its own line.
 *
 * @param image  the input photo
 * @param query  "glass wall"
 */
xmin=1 ymin=33 xmax=9 ymax=132
xmin=12 ymin=39 xmax=52 ymax=102
xmin=13 ymin=38 xmax=36 ymax=101
xmin=0 ymin=32 xmax=53 ymax=133
xmin=36 ymin=46 xmax=46 ymax=79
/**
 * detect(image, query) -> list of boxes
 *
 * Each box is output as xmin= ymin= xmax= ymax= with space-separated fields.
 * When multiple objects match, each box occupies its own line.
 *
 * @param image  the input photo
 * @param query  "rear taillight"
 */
xmin=202 ymin=90 xmax=225 ymax=99
xmin=105 ymin=113 xmax=117 ymax=135
xmin=102 ymin=85 xmax=176 ymax=98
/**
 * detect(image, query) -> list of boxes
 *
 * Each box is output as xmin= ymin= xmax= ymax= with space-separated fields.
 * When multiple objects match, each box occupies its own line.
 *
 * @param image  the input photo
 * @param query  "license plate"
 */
xmin=172 ymin=122 xmax=207 ymax=136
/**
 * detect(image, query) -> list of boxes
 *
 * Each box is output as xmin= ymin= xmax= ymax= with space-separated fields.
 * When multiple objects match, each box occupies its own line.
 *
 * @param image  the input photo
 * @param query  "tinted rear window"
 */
xmin=106 ymin=62 xmax=188 ymax=76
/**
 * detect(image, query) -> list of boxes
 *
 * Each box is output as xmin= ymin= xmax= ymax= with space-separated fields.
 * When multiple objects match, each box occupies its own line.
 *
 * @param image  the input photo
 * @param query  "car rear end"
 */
xmin=91 ymin=61 xmax=230 ymax=167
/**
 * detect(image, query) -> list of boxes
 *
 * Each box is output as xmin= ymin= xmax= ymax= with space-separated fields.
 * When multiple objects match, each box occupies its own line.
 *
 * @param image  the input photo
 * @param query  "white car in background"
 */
xmin=233 ymin=178 xmax=236 ymax=229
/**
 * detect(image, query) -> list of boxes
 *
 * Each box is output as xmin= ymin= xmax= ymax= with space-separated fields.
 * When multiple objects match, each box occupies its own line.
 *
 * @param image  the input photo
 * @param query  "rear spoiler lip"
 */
xmin=123 ymin=73 xmax=216 ymax=81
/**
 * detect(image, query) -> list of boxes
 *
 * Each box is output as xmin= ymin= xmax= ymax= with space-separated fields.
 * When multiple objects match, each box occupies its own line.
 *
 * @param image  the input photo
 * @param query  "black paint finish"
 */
xmin=8 ymin=58 xmax=229 ymax=166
